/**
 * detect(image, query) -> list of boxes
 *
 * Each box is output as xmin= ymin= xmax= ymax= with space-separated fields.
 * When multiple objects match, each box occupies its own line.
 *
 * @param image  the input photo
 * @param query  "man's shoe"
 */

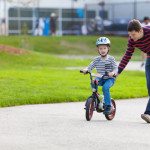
xmin=141 ymin=114 xmax=150 ymax=123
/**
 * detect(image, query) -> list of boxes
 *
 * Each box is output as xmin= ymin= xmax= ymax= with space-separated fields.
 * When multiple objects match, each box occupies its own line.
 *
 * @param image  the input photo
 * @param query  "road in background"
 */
xmin=0 ymin=98 xmax=149 ymax=150
xmin=65 ymin=61 xmax=145 ymax=71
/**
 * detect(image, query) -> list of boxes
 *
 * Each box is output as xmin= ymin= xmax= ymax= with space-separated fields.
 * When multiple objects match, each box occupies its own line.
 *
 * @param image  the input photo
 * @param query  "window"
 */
xmin=38 ymin=8 xmax=58 ymax=18
xmin=20 ymin=8 xmax=33 ymax=17
xmin=9 ymin=8 xmax=18 ymax=17
xmin=62 ymin=9 xmax=84 ymax=18
xmin=87 ymin=11 xmax=96 ymax=18
xmin=9 ymin=20 xmax=19 ymax=30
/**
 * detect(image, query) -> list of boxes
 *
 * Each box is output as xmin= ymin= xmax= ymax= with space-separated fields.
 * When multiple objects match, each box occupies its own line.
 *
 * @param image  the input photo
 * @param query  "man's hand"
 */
xmin=108 ymin=72 xmax=115 ymax=77
xmin=108 ymin=72 xmax=119 ymax=77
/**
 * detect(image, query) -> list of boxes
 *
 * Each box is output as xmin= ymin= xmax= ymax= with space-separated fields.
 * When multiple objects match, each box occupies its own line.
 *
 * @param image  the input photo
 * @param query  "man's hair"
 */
xmin=127 ymin=19 xmax=142 ymax=32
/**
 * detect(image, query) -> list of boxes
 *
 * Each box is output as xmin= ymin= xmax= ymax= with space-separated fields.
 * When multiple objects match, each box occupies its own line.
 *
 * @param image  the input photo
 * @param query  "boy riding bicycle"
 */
xmin=81 ymin=37 xmax=118 ymax=115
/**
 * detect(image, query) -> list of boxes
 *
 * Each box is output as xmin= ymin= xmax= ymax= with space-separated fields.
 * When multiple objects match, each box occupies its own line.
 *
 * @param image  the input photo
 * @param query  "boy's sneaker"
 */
xmin=103 ymin=105 xmax=111 ymax=115
xmin=141 ymin=114 xmax=150 ymax=123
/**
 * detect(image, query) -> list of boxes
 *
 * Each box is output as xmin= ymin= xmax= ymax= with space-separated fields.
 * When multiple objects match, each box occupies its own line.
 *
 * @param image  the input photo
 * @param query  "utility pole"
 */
xmin=133 ymin=0 xmax=137 ymax=19
xmin=71 ymin=0 xmax=74 ymax=34
xmin=98 ymin=0 xmax=105 ymax=34
xmin=4 ymin=0 xmax=7 ymax=35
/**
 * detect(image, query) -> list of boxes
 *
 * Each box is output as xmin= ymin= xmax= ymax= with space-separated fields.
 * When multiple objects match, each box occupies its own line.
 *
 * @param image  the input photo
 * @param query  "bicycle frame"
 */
xmin=88 ymin=72 xmax=103 ymax=110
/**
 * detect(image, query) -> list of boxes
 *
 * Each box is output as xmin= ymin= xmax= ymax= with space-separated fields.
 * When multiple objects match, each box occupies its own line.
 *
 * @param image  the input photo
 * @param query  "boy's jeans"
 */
xmin=91 ymin=77 xmax=115 ymax=106
xmin=145 ymin=58 xmax=150 ymax=114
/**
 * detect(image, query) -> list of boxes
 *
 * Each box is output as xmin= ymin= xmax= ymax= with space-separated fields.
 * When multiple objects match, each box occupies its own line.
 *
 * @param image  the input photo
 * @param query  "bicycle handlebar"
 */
xmin=80 ymin=70 xmax=116 ymax=78
xmin=80 ymin=70 xmax=90 ymax=74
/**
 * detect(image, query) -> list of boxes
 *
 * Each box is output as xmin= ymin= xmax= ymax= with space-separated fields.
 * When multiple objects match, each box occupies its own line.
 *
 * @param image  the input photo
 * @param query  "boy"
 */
xmin=116 ymin=19 xmax=150 ymax=123
xmin=82 ymin=37 xmax=118 ymax=115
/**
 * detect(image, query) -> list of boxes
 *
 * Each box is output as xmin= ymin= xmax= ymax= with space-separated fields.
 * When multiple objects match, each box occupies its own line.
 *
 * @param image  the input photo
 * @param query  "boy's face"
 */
xmin=97 ymin=45 xmax=109 ymax=57
xmin=128 ymin=29 xmax=143 ymax=41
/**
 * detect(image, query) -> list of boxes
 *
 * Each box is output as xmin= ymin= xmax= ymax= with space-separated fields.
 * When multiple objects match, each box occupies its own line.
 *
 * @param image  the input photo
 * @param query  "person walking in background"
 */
xmin=38 ymin=18 xmax=45 ymax=36
xmin=116 ymin=19 xmax=150 ymax=123
xmin=34 ymin=18 xmax=39 ymax=36
xmin=141 ymin=17 xmax=150 ymax=68
xmin=81 ymin=23 xmax=88 ymax=35
xmin=0 ymin=18 xmax=6 ymax=35
xmin=34 ymin=18 xmax=44 ymax=36
xmin=141 ymin=16 xmax=150 ymax=27
xmin=50 ymin=13 xmax=57 ymax=36
xmin=43 ymin=18 xmax=50 ymax=36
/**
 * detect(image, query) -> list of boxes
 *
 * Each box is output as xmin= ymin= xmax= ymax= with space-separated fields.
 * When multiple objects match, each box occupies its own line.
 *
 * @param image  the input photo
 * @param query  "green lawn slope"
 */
xmin=0 ymin=68 xmax=147 ymax=107
xmin=0 ymin=44 xmax=147 ymax=107
xmin=0 ymin=35 xmax=141 ymax=60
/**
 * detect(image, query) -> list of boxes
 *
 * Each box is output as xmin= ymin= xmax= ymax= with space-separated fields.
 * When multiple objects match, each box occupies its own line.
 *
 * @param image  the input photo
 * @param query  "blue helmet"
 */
xmin=96 ymin=37 xmax=111 ymax=47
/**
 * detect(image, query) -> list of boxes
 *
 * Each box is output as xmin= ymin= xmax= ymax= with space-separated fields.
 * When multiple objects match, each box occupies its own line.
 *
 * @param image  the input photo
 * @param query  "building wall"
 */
xmin=105 ymin=0 xmax=149 ymax=3
xmin=1 ymin=0 xmax=150 ymax=35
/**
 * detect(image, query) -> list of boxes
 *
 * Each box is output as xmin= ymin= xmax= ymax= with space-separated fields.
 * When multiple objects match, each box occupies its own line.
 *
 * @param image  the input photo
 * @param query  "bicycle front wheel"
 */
xmin=85 ymin=97 xmax=95 ymax=121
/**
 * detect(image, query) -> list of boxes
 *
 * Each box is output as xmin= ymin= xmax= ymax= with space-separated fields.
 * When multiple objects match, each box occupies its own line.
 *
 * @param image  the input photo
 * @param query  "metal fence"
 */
xmin=85 ymin=1 xmax=150 ymax=35
xmin=7 ymin=1 xmax=150 ymax=35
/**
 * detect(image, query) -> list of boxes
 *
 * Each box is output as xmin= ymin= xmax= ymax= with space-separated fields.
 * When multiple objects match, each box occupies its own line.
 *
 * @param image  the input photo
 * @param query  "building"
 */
xmin=0 ymin=0 xmax=150 ymax=35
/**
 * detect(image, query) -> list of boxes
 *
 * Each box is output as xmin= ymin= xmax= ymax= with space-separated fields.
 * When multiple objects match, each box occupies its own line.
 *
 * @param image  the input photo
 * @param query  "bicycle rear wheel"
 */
xmin=105 ymin=99 xmax=116 ymax=120
xmin=85 ymin=97 xmax=95 ymax=121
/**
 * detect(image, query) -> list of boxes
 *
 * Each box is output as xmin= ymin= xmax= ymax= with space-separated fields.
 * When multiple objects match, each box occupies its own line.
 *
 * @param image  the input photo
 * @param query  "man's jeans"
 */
xmin=145 ymin=58 xmax=150 ymax=114
xmin=91 ymin=77 xmax=115 ymax=106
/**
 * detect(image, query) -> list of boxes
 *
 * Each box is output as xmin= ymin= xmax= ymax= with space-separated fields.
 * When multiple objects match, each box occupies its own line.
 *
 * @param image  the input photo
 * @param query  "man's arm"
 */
xmin=108 ymin=56 xmax=118 ymax=77
xmin=118 ymin=39 xmax=135 ymax=74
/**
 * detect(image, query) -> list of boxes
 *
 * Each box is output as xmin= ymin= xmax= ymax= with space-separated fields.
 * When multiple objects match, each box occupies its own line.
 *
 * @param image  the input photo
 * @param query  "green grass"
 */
xmin=0 ymin=35 xmax=147 ymax=107
xmin=0 ymin=68 xmax=147 ymax=107
xmin=0 ymin=51 xmax=89 ymax=69
xmin=0 ymin=35 xmax=141 ymax=60
xmin=0 ymin=50 xmax=147 ymax=107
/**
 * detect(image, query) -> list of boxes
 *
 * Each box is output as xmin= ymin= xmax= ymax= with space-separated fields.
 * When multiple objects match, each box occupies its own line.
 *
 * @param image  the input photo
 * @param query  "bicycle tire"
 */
xmin=105 ymin=99 xmax=116 ymax=120
xmin=85 ymin=97 xmax=95 ymax=121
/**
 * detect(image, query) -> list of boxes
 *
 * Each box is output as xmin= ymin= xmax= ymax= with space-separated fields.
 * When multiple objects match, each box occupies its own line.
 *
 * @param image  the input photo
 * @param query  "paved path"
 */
xmin=66 ymin=61 xmax=145 ymax=71
xmin=0 ymin=98 xmax=149 ymax=150
xmin=59 ymin=55 xmax=145 ymax=71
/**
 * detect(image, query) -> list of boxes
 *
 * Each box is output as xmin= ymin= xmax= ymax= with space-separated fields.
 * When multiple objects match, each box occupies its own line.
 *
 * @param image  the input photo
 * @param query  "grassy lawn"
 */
xmin=0 ymin=35 xmax=141 ymax=60
xmin=0 ymin=50 xmax=147 ymax=107
xmin=0 ymin=35 xmax=147 ymax=107
xmin=0 ymin=67 xmax=147 ymax=107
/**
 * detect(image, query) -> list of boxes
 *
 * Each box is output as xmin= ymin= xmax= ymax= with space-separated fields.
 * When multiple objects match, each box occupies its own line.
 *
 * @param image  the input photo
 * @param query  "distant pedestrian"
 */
xmin=34 ymin=18 xmax=44 ymax=36
xmin=50 ymin=13 xmax=57 ymax=36
xmin=141 ymin=16 xmax=150 ymax=27
xmin=38 ymin=18 xmax=45 ymax=36
xmin=34 ymin=19 xmax=39 ymax=36
xmin=81 ymin=23 xmax=88 ymax=35
xmin=43 ymin=18 xmax=50 ymax=36
xmin=0 ymin=18 xmax=6 ymax=35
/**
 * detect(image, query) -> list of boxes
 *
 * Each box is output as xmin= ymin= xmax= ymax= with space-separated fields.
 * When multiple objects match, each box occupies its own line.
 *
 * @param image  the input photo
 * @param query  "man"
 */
xmin=50 ymin=13 xmax=57 ymax=36
xmin=117 ymin=19 xmax=150 ymax=123
xmin=141 ymin=17 xmax=150 ymax=68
